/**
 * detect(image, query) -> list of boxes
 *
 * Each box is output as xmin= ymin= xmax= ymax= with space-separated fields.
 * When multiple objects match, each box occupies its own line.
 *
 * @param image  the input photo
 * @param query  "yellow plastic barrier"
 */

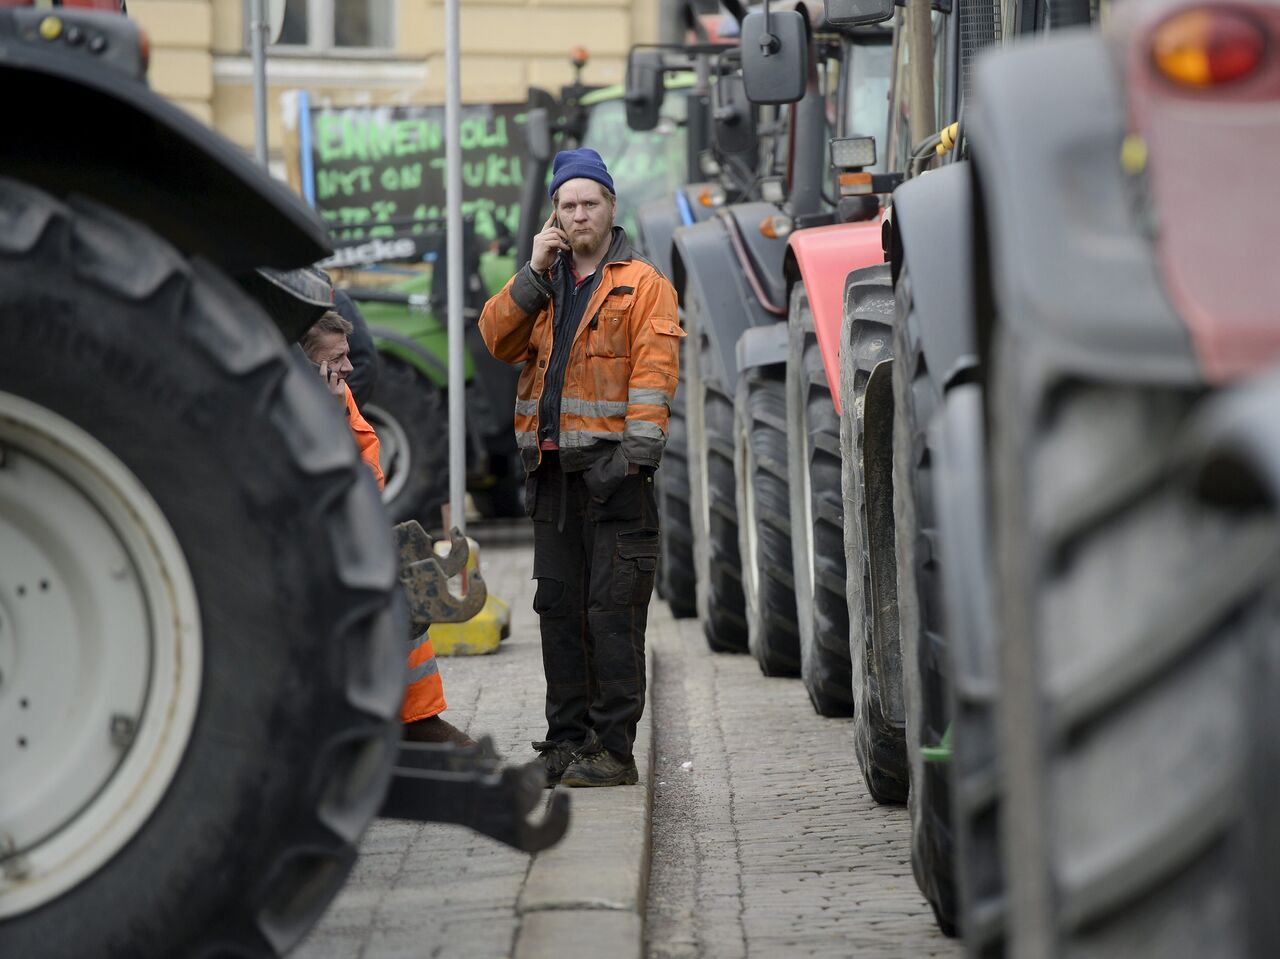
xmin=428 ymin=535 xmax=511 ymax=655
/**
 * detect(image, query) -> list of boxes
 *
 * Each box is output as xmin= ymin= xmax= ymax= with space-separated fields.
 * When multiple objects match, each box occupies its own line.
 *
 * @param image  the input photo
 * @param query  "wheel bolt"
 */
xmin=111 ymin=714 xmax=137 ymax=749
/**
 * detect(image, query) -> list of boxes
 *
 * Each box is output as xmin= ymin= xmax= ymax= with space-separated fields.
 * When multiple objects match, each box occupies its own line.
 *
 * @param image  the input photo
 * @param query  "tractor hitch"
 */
xmin=379 ymin=737 xmax=571 ymax=853
xmin=395 ymin=521 xmax=488 ymax=626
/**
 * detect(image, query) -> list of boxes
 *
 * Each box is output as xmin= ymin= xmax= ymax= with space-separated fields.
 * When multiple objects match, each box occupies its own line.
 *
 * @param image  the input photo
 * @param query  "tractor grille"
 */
xmin=959 ymin=0 xmax=1003 ymax=108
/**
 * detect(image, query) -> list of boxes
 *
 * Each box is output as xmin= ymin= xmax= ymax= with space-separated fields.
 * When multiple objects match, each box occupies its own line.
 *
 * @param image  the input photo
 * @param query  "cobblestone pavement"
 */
xmin=295 ymin=520 xmax=960 ymax=959
xmin=296 ymin=523 xmax=542 ymax=959
xmin=645 ymin=617 xmax=962 ymax=959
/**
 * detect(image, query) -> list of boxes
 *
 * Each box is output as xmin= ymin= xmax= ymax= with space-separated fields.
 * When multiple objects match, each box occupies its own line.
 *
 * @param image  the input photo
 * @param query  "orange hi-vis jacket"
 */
xmin=344 ymin=388 xmax=446 ymax=723
xmin=344 ymin=387 xmax=385 ymax=490
xmin=479 ymin=228 xmax=684 ymax=474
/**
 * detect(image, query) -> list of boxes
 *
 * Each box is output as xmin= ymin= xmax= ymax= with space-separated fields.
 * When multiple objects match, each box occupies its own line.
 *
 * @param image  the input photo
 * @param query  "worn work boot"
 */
xmin=403 ymin=715 xmax=476 ymax=747
xmin=532 ymin=740 xmax=580 ymax=788
xmin=560 ymin=749 xmax=638 ymax=788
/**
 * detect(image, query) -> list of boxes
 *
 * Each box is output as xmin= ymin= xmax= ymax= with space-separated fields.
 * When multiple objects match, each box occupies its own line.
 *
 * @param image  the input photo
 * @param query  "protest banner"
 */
xmin=293 ymin=97 xmax=530 ymax=255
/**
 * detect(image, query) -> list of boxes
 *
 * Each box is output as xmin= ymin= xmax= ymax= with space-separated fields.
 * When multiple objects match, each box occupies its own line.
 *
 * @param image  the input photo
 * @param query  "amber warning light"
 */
xmin=1152 ymin=8 xmax=1266 ymax=87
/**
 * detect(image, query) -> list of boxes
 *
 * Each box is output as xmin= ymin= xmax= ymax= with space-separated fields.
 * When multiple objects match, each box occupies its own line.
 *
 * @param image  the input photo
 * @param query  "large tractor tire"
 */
xmin=932 ymin=384 xmax=1005 ymax=957
xmin=839 ymin=265 xmax=909 ymax=801
xmin=703 ymin=376 xmax=750 ymax=652
xmin=787 ymin=289 xmax=853 ymax=716
xmin=734 ymin=364 xmax=801 ymax=676
xmin=892 ymin=261 xmax=958 ymax=936
xmin=657 ymin=374 xmax=698 ymax=618
xmin=992 ymin=335 xmax=1280 ymax=959
xmin=0 ymin=180 xmax=403 ymax=957
xmin=364 ymin=353 xmax=449 ymax=527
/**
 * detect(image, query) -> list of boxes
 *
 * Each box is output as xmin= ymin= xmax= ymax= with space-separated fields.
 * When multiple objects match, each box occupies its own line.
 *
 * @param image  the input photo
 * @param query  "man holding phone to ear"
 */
xmin=300 ymin=309 xmax=474 ymax=748
xmin=480 ymin=148 xmax=684 ymax=788
xmin=300 ymin=310 xmax=383 ymax=488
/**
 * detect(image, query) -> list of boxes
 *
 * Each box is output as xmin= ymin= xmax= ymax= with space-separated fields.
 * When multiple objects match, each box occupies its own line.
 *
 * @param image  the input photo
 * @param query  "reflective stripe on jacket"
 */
xmin=400 ymin=633 xmax=447 ymax=723
xmin=478 ymin=228 xmax=685 ymax=473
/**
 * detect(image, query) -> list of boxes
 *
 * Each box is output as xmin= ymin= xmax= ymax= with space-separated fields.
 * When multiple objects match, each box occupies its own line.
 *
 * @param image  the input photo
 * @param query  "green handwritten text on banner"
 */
xmin=306 ymin=102 xmax=529 ymax=245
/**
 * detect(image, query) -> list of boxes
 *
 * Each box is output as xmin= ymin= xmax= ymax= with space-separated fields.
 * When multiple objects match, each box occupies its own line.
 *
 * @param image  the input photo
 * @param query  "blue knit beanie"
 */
xmin=548 ymin=148 xmax=615 ymax=199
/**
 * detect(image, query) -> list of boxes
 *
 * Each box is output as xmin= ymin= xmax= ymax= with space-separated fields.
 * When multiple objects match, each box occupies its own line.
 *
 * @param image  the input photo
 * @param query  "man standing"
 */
xmin=479 ymin=149 xmax=683 ymax=787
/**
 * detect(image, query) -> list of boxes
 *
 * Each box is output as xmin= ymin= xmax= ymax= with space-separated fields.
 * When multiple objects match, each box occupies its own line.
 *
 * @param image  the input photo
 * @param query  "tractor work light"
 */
xmin=829 ymin=135 xmax=877 ymax=171
xmin=1152 ymin=8 xmax=1266 ymax=88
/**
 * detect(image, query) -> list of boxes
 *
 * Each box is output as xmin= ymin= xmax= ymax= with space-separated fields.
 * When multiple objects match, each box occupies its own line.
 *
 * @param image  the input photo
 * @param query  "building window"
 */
xmin=262 ymin=0 xmax=394 ymax=52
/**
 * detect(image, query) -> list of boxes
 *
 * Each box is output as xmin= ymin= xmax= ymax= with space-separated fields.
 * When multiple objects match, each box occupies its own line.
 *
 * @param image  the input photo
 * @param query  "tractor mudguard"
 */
xmin=239 ymin=267 xmax=334 ymax=344
xmin=635 ymin=196 xmax=683 ymax=280
xmin=724 ymin=204 xmax=789 ymax=315
xmin=786 ymin=221 xmax=885 ymax=414
xmin=370 ymin=325 xmax=450 ymax=384
xmin=970 ymin=32 xmax=1200 ymax=387
xmin=890 ymin=162 xmax=976 ymax=399
xmin=737 ymin=321 xmax=790 ymax=373
xmin=354 ymin=279 xmax=462 ymax=389
xmin=672 ymin=203 xmax=781 ymax=388
xmin=0 ymin=11 xmax=329 ymax=277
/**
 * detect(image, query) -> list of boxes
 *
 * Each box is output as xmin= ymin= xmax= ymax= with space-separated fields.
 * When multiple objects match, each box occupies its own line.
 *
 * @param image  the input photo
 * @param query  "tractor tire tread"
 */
xmin=841 ymin=264 xmax=910 ymax=803
xmin=0 ymin=177 xmax=402 ymax=959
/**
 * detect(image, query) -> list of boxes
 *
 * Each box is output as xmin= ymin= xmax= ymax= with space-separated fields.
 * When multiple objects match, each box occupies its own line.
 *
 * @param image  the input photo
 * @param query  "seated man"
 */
xmin=301 ymin=311 xmax=471 ymax=746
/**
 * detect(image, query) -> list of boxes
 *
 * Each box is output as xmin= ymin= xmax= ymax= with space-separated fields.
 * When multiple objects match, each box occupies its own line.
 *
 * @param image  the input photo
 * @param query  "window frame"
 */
xmin=250 ymin=0 xmax=397 ymax=56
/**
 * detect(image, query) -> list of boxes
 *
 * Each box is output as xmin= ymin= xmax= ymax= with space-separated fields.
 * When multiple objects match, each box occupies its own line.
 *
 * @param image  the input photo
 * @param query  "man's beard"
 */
xmin=569 ymin=221 xmax=612 ymax=256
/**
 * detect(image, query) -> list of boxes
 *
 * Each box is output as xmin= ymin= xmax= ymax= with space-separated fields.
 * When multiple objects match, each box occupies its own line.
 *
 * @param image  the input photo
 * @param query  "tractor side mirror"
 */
xmin=524 ymin=107 xmax=552 ymax=163
xmin=712 ymin=73 xmax=758 ymax=157
xmin=740 ymin=9 xmax=808 ymax=105
xmin=827 ymin=0 xmax=895 ymax=26
xmin=625 ymin=49 xmax=666 ymax=132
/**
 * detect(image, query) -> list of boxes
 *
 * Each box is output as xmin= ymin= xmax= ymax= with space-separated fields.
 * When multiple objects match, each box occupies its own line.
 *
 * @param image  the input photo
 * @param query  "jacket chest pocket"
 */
xmin=586 ymin=295 xmax=633 ymax=358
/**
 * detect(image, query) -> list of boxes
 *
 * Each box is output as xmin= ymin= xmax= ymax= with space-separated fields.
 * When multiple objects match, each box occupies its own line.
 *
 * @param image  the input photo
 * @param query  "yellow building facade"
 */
xmin=129 ymin=0 xmax=659 ymax=162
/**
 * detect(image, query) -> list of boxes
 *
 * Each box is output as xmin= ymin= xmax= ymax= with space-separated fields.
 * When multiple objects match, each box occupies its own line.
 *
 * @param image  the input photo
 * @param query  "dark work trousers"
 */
xmin=527 ymin=450 xmax=660 ymax=760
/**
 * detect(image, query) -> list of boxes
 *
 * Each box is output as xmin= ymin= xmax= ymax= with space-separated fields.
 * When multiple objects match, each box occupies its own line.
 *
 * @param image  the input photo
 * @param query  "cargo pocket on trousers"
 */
xmin=612 ymin=528 xmax=660 ymax=605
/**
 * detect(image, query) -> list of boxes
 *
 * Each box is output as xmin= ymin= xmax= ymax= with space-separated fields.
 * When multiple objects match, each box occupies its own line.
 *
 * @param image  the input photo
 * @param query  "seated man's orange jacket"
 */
xmin=344 ymin=388 xmax=445 ymax=723
xmin=344 ymin=388 xmax=385 ymax=490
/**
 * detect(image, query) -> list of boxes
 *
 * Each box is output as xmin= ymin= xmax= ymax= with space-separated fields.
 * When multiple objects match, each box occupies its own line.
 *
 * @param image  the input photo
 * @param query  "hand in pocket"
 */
xmin=583 ymin=446 xmax=629 ymax=504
